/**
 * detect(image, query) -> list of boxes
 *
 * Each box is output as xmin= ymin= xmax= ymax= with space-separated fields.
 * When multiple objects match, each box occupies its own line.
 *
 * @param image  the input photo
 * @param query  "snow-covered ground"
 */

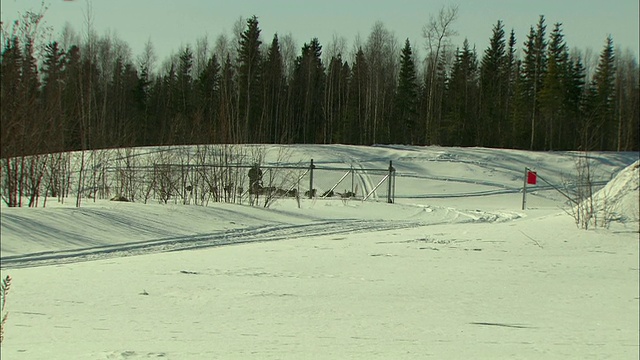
xmin=1 ymin=145 xmax=638 ymax=359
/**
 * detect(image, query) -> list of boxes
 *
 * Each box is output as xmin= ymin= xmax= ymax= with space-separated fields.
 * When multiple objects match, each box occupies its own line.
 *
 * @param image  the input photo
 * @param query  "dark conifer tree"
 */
xmin=479 ymin=20 xmax=507 ymax=146
xmin=120 ymin=62 xmax=141 ymax=147
xmin=564 ymin=56 xmax=586 ymax=149
xmin=219 ymin=55 xmax=238 ymax=143
xmin=393 ymin=39 xmax=419 ymax=144
xmin=195 ymin=54 xmax=221 ymax=143
xmin=175 ymin=46 xmax=194 ymax=143
xmin=133 ymin=63 xmax=152 ymax=145
xmin=0 ymin=38 xmax=24 ymax=158
xmin=20 ymin=37 xmax=43 ymax=152
xmin=237 ymin=15 xmax=263 ymax=142
xmin=504 ymin=29 xmax=520 ymax=148
xmin=61 ymin=45 xmax=84 ymax=150
xmin=521 ymin=15 xmax=547 ymax=149
xmin=325 ymin=54 xmax=349 ymax=143
xmin=261 ymin=34 xmax=286 ymax=143
xmin=614 ymin=50 xmax=640 ymax=151
xmin=346 ymin=48 xmax=369 ymax=144
xmin=290 ymin=38 xmax=325 ymax=143
xmin=539 ymin=23 xmax=569 ymax=149
xmin=42 ymin=42 xmax=66 ymax=152
xmin=160 ymin=63 xmax=177 ymax=144
xmin=446 ymin=39 xmax=478 ymax=146
xmin=589 ymin=35 xmax=616 ymax=150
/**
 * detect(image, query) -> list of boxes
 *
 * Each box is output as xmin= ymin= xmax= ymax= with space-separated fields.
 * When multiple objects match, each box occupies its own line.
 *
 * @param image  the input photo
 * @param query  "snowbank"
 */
xmin=591 ymin=160 xmax=639 ymax=231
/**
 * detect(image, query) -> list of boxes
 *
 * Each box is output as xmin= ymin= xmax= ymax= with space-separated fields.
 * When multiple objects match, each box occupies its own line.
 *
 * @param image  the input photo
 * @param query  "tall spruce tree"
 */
xmin=325 ymin=54 xmax=349 ymax=143
xmin=504 ymin=29 xmax=520 ymax=148
xmin=261 ymin=34 xmax=286 ymax=143
xmin=42 ymin=41 xmax=67 ymax=152
xmin=479 ymin=20 xmax=507 ymax=146
xmin=564 ymin=55 xmax=586 ymax=149
xmin=446 ymin=39 xmax=478 ymax=146
xmin=614 ymin=49 xmax=640 ymax=151
xmin=346 ymin=48 xmax=369 ymax=144
xmin=521 ymin=15 xmax=548 ymax=149
xmin=290 ymin=38 xmax=325 ymax=143
xmin=237 ymin=15 xmax=262 ymax=143
xmin=220 ymin=55 xmax=238 ymax=143
xmin=170 ymin=47 xmax=194 ymax=143
xmin=0 ymin=38 xmax=24 ymax=158
xmin=589 ymin=35 xmax=616 ymax=150
xmin=393 ymin=39 xmax=419 ymax=144
xmin=195 ymin=54 xmax=221 ymax=143
xmin=539 ymin=23 xmax=569 ymax=149
xmin=133 ymin=62 xmax=152 ymax=145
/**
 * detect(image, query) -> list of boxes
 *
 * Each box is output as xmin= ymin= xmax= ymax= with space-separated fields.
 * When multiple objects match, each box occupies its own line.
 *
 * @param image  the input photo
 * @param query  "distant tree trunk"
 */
xmin=422 ymin=5 xmax=458 ymax=145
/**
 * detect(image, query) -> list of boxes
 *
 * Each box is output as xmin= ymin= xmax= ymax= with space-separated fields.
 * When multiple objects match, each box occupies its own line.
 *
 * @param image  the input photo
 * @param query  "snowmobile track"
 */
xmin=1 ymin=219 xmax=422 ymax=269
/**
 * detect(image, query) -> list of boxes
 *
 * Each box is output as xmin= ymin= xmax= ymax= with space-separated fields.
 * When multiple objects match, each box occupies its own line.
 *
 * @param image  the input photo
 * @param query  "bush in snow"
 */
xmin=568 ymin=153 xmax=638 ymax=230
xmin=0 ymin=275 xmax=11 ymax=344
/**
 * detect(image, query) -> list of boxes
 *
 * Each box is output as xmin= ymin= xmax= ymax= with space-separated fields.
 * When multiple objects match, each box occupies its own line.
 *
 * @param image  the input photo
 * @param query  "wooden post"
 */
xmin=309 ymin=159 xmax=315 ymax=199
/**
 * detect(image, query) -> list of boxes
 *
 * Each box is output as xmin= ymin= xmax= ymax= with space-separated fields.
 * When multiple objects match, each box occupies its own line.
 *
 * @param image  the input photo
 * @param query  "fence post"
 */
xmin=309 ymin=159 xmax=315 ymax=198
xmin=351 ymin=165 xmax=355 ymax=196
xmin=387 ymin=160 xmax=395 ymax=204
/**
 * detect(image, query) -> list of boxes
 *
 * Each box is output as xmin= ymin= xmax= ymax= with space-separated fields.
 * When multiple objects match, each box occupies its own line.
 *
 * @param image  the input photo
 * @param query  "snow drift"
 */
xmin=0 ymin=145 xmax=638 ymax=360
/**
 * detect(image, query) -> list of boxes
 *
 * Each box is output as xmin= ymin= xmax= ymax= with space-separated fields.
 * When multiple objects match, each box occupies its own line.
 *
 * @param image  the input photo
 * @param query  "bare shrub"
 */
xmin=1 ymin=275 xmax=11 ymax=344
xmin=568 ymin=152 xmax=617 ymax=230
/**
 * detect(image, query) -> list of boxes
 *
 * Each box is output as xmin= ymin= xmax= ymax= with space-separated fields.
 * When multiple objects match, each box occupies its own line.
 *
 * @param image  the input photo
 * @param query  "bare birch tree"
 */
xmin=422 ymin=5 xmax=458 ymax=144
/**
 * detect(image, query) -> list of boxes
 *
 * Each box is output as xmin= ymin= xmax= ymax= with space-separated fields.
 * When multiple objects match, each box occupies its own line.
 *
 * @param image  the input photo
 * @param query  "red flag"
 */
xmin=527 ymin=171 xmax=537 ymax=185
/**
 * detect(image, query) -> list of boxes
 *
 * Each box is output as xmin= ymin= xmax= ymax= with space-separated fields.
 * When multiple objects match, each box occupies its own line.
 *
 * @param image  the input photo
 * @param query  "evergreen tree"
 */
xmin=41 ymin=42 xmax=67 ymax=152
xmin=614 ymin=49 xmax=640 ymax=151
xmin=175 ymin=46 xmax=194 ymax=143
xmin=133 ymin=63 xmax=152 ymax=145
xmin=504 ymin=29 xmax=520 ymax=148
xmin=195 ymin=54 xmax=221 ymax=143
xmin=0 ymin=38 xmax=24 ymax=158
xmin=539 ymin=23 xmax=569 ymax=149
xmin=346 ymin=48 xmax=369 ymax=144
xmin=120 ymin=62 xmax=141 ymax=147
xmin=1 ymin=11 xmax=638 ymax=154
xmin=290 ymin=38 xmax=325 ymax=143
xmin=62 ymin=45 xmax=84 ymax=150
xmin=589 ymin=35 xmax=616 ymax=150
xmin=479 ymin=20 xmax=507 ymax=146
xmin=237 ymin=15 xmax=263 ymax=142
xmin=564 ymin=56 xmax=586 ymax=149
xmin=325 ymin=54 xmax=349 ymax=143
xmin=393 ymin=39 xmax=419 ymax=144
xmin=219 ymin=55 xmax=238 ymax=143
xmin=261 ymin=34 xmax=286 ymax=143
xmin=446 ymin=39 xmax=478 ymax=146
xmin=521 ymin=15 xmax=547 ymax=149
xmin=160 ymin=62 xmax=177 ymax=144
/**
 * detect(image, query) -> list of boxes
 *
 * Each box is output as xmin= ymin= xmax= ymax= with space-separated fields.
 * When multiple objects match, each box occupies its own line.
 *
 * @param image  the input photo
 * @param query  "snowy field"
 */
xmin=1 ymin=145 xmax=638 ymax=359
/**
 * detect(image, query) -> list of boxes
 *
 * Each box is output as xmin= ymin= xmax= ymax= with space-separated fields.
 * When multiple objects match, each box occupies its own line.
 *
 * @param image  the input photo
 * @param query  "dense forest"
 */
xmin=1 ymin=7 xmax=638 ymax=159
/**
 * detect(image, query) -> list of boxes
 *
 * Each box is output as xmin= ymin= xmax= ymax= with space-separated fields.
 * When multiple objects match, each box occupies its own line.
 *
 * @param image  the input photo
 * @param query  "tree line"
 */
xmin=1 ymin=9 xmax=638 ymax=159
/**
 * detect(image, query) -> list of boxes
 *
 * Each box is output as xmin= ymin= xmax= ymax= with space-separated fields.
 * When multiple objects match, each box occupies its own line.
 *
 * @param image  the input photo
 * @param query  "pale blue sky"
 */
xmin=2 ymin=0 xmax=638 ymax=64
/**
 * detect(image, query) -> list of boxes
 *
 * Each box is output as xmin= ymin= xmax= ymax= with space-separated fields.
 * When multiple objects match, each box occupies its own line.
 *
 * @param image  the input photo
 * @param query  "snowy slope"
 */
xmin=0 ymin=145 xmax=638 ymax=359
xmin=589 ymin=160 xmax=639 ymax=230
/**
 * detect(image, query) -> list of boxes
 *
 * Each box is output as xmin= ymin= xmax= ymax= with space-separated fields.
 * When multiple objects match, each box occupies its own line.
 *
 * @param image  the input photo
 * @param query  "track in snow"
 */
xmin=0 ymin=219 xmax=423 ymax=269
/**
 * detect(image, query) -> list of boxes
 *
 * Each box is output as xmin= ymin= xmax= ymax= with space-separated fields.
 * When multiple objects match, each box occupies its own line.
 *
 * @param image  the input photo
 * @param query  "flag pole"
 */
xmin=522 ymin=167 xmax=528 ymax=210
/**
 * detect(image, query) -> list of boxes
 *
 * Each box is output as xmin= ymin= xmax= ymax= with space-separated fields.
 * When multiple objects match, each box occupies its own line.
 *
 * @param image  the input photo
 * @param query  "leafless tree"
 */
xmin=194 ymin=35 xmax=210 ymax=76
xmin=365 ymin=21 xmax=398 ymax=143
xmin=325 ymin=33 xmax=347 ymax=62
xmin=422 ymin=5 xmax=458 ymax=144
